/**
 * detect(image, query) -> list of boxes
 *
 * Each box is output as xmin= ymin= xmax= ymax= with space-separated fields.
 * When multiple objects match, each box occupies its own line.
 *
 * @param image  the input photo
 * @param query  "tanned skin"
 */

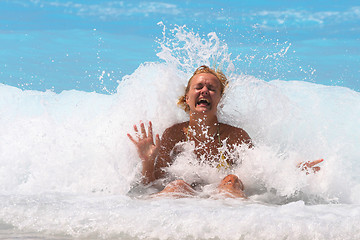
xmin=128 ymin=72 xmax=252 ymax=198
xmin=128 ymin=70 xmax=322 ymax=198
xmin=154 ymin=121 xmax=252 ymax=180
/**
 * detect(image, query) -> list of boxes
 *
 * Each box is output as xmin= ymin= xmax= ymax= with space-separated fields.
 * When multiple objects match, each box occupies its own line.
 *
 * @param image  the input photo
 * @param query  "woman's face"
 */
xmin=185 ymin=73 xmax=222 ymax=117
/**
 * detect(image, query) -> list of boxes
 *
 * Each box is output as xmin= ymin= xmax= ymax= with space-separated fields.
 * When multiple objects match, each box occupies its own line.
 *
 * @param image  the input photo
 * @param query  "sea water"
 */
xmin=1 ymin=26 xmax=360 ymax=239
xmin=1 ymin=1 xmax=360 ymax=240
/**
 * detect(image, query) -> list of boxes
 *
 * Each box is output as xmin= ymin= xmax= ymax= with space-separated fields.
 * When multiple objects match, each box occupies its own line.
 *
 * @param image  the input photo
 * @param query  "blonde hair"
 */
xmin=177 ymin=65 xmax=228 ymax=112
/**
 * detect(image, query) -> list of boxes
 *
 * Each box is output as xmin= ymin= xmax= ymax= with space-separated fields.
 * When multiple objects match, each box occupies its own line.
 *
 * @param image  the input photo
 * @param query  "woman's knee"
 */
xmin=168 ymin=179 xmax=188 ymax=186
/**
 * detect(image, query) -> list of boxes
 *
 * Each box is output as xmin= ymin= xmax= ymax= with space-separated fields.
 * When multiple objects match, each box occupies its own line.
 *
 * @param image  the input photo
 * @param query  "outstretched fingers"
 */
xmin=140 ymin=122 xmax=147 ymax=139
xmin=128 ymin=121 xmax=158 ymax=145
xmin=133 ymin=124 xmax=139 ymax=133
xmin=149 ymin=121 xmax=161 ymax=147
xmin=131 ymin=124 xmax=140 ymax=140
xmin=307 ymin=159 xmax=324 ymax=168
xmin=148 ymin=121 xmax=154 ymax=141
xmin=128 ymin=123 xmax=141 ymax=144
xmin=155 ymin=133 xmax=160 ymax=148
xmin=127 ymin=133 xmax=137 ymax=144
xmin=298 ymin=159 xmax=324 ymax=174
xmin=312 ymin=166 xmax=321 ymax=172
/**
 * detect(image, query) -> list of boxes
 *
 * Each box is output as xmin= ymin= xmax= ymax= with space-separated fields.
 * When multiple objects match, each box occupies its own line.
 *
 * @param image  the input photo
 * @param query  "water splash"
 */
xmin=1 ymin=24 xmax=360 ymax=239
xmin=156 ymin=22 xmax=235 ymax=76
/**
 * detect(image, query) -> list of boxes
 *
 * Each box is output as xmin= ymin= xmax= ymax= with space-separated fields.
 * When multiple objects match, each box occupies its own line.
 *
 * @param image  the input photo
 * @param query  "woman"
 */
xmin=128 ymin=65 xmax=322 ymax=198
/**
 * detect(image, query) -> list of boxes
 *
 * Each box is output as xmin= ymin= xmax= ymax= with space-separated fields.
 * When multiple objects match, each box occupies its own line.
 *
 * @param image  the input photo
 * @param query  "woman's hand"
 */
xmin=127 ymin=121 xmax=160 ymax=183
xmin=297 ymin=159 xmax=324 ymax=175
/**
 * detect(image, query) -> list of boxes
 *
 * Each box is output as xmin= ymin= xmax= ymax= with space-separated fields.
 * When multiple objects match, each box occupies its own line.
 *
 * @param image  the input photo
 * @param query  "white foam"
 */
xmin=1 ymin=26 xmax=359 ymax=238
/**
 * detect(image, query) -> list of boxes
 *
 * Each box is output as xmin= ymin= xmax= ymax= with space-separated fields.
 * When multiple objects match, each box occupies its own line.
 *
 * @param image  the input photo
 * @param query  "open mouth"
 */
xmin=196 ymin=98 xmax=210 ymax=107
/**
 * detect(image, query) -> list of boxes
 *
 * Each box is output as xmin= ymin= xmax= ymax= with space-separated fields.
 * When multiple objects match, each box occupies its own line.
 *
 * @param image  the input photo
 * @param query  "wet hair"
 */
xmin=177 ymin=65 xmax=228 ymax=112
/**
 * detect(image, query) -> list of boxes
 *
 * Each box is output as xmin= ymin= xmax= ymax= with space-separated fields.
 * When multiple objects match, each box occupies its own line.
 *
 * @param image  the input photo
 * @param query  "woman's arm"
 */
xmin=154 ymin=124 xmax=186 ymax=180
xmin=128 ymin=122 xmax=184 ymax=184
xmin=127 ymin=121 xmax=160 ymax=184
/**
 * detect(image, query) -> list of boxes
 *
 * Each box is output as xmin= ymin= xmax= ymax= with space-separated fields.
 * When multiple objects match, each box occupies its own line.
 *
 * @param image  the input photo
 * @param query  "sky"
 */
xmin=0 ymin=0 xmax=359 ymax=93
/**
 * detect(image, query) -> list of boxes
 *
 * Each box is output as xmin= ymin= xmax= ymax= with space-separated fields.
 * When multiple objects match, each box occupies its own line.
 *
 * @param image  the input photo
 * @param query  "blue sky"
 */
xmin=1 ymin=0 xmax=359 ymax=92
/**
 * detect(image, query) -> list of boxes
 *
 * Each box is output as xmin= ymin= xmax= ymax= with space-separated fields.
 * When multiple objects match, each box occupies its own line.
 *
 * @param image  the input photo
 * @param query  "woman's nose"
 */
xmin=201 ymin=87 xmax=209 ymax=95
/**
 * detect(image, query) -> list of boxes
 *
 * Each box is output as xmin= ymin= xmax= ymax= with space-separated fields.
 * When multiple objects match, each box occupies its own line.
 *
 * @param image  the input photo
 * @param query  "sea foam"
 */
xmin=0 ymin=26 xmax=359 ymax=239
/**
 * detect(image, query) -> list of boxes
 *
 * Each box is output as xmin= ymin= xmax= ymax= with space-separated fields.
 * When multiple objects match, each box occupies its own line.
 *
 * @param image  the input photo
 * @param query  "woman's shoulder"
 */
xmin=220 ymin=123 xmax=246 ymax=133
xmin=162 ymin=121 xmax=188 ymax=141
xmin=167 ymin=121 xmax=189 ymax=129
xmin=220 ymin=123 xmax=252 ymax=145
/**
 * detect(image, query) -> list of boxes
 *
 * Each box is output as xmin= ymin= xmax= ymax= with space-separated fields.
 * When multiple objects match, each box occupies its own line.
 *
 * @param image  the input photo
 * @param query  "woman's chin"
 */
xmin=191 ymin=108 xmax=216 ymax=116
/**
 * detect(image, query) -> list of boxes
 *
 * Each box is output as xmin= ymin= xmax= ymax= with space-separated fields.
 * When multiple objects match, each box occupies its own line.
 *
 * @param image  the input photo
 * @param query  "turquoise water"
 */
xmin=1 ymin=1 xmax=360 ymax=239
xmin=1 ymin=0 xmax=359 ymax=93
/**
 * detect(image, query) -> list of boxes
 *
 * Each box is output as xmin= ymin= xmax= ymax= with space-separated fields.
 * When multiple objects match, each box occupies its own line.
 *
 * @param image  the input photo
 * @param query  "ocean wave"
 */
xmin=0 ymin=21 xmax=359 ymax=238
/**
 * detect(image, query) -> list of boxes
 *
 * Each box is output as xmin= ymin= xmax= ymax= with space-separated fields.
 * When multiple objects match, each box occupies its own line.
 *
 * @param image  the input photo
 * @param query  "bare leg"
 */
xmin=153 ymin=179 xmax=196 ymax=198
xmin=217 ymin=174 xmax=247 ymax=198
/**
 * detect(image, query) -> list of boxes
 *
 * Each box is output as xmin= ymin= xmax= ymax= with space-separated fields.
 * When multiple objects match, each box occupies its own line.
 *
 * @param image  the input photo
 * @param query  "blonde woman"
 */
xmin=128 ymin=65 xmax=321 ymax=198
